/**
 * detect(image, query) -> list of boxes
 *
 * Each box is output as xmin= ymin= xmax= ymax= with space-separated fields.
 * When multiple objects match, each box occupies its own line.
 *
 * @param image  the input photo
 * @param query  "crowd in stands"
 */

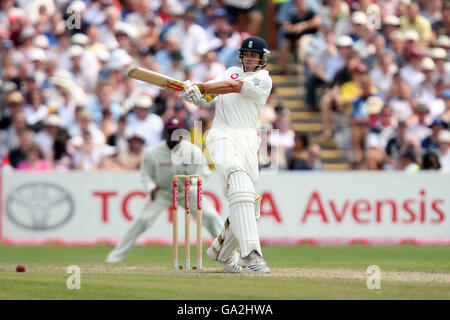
xmin=277 ymin=0 xmax=450 ymax=172
xmin=0 ymin=0 xmax=449 ymax=173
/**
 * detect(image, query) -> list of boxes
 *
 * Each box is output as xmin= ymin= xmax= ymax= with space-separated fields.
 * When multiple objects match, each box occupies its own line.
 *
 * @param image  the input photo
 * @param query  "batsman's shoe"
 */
xmin=239 ymin=250 xmax=270 ymax=274
xmin=105 ymin=251 xmax=125 ymax=264
xmin=207 ymin=245 xmax=242 ymax=273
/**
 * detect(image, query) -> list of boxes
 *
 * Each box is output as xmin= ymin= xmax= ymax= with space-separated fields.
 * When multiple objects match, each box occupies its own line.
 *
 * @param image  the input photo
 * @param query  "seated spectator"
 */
xmin=422 ymin=150 xmax=441 ymax=170
xmin=17 ymin=144 xmax=52 ymax=171
xmin=407 ymin=104 xmax=432 ymax=142
xmin=398 ymin=149 xmax=420 ymax=172
xmin=161 ymin=50 xmax=188 ymax=81
xmin=400 ymin=1 xmax=432 ymax=47
xmin=107 ymin=114 xmax=129 ymax=150
xmin=223 ymin=0 xmax=263 ymax=36
xmin=286 ymin=132 xmax=310 ymax=170
xmin=437 ymin=129 xmax=450 ymax=173
xmin=385 ymin=120 xmax=409 ymax=169
xmin=69 ymin=108 xmax=106 ymax=146
xmin=270 ymin=113 xmax=295 ymax=150
xmin=23 ymin=88 xmax=48 ymax=131
xmin=369 ymin=52 xmax=398 ymax=99
xmin=431 ymin=1 xmax=450 ymax=40
xmin=0 ymin=91 xmax=25 ymax=130
xmin=86 ymin=80 xmax=124 ymax=125
xmin=399 ymin=46 xmax=425 ymax=95
xmin=388 ymin=77 xmax=415 ymax=123
xmin=421 ymin=118 xmax=448 ymax=151
xmin=382 ymin=15 xmax=401 ymax=47
xmin=8 ymin=128 xmax=34 ymax=168
xmin=34 ymin=114 xmax=69 ymax=167
xmin=364 ymin=106 xmax=396 ymax=170
xmin=117 ymin=131 xmax=146 ymax=170
xmin=389 ymin=30 xmax=408 ymax=69
xmin=430 ymin=47 xmax=450 ymax=85
xmin=71 ymin=131 xmax=102 ymax=171
xmin=278 ymin=0 xmax=321 ymax=72
xmin=126 ymin=95 xmax=164 ymax=147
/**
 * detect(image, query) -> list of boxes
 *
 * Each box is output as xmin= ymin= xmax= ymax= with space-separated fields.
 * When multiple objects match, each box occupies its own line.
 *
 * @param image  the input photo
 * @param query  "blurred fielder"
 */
xmin=180 ymin=36 xmax=273 ymax=273
xmin=106 ymin=118 xmax=223 ymax=263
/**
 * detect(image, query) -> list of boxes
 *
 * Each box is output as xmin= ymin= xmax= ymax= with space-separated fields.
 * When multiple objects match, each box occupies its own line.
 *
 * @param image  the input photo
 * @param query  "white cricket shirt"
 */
xmin=209 ymin=66 xmax=272 ymax=131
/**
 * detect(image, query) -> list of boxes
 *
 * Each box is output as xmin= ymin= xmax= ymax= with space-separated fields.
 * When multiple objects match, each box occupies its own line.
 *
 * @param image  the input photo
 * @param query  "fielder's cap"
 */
xmin=442 ymin=89 xmax=450 ymax=99
xmin=437 ymin=35 xmax=450 ymax=48
xmin=431 ymin=47 xmax=447 ymax=60
xmin=33 ymin=34 xmax=49 ymax=48
xmin=383 ymin=15 xmax=400 ymax=26
xmin=421 ymin=57 xmax=435 ymax=71
xmin=44 ymin=114 xmax=62 ymax=127
xmin=438 ymin=130 xmax=450 ymax=143
xmin=337 ymin=35 xmax=354 ymax=47
xmin=429 ymin=118 xmax=448 ymax=129
xmin=415 ymin=104 xmax=429 ymax=113
xmin=404 ymin=30 xmax=419 ymax=42
xmin=69 ymin=45 xmax=84 ymax=57
xmin=352 ymin=11 xmax=367 ymax=25
xmin=71 ymin=33 xmax=89 ymax=46
xmin=29 ymin=48 xmax=47 ymax=62
xmin=134 ymin=95 xmax=153 ymax=108
xmin=164 ymin=117 xmax=184 ymax=130
xmin=5 ymin=91 xmax=24 ymax=104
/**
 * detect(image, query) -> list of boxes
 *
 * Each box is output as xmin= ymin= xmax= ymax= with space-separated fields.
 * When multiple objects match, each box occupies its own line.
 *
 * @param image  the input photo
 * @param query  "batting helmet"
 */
xmin=239 ymin=36 xmax=270 ymax=71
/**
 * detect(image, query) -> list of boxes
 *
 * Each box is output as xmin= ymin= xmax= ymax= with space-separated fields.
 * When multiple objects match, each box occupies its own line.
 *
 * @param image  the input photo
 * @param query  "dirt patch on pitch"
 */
xmin=1 ymin=264 xmax=449 ymax=284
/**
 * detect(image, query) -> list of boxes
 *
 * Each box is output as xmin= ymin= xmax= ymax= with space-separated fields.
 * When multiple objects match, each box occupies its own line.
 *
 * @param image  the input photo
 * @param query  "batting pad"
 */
xmin=227 ymin=171 xmax=262 ymax=258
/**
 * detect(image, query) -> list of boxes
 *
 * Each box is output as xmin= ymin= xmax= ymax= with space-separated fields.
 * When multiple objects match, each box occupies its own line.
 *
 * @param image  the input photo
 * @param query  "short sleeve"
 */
xmin=240 ymin=72 xmax=272 ymax=105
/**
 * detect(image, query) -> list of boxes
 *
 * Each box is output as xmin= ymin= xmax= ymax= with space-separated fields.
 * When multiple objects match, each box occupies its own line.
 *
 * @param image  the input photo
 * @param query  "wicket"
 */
xmin=172 ymin=175 xmax=203 ymax=270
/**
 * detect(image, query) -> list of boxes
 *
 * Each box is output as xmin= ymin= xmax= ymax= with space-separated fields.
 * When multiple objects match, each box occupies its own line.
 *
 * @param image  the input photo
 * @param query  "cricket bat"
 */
xmin=127 ymin=67 xmax=213 ymax=101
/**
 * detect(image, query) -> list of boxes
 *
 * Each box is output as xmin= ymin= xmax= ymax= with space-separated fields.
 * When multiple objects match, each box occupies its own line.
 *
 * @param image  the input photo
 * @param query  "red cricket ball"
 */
xmin=16 ymin=264 xmax=26 ymax=272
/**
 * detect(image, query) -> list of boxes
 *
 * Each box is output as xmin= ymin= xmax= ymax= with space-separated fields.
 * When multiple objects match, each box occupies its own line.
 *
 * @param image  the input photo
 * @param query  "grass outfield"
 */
xmin=0 ymin=245 xmax=449 ymax=299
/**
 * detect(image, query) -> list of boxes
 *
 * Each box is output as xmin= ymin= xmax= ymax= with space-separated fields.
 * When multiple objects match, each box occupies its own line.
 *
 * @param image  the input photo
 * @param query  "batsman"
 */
xmin=180 ymin=36 xmax=273 ymax=273
xmin=105 ymin=118 xmax=223 ymax=263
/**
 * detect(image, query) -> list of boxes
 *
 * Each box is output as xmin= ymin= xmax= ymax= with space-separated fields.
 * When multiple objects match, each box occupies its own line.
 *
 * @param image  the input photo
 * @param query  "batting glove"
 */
xmin=180 ymin=81 xmax=207 ymax=106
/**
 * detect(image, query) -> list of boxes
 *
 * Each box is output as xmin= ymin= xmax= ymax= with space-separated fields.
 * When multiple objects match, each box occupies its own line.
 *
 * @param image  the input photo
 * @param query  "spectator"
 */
xmin=107 ymin=114 xmax=129 ymax=150
xmin=278 ymin=0 xmax=321 ymax=72
xmin=441 ymin=89 xmax=450 ymax=123
xmin=8 ymin=128 xmax=34 ymax=168
xmin=71 ymin=131 xmax=102 ymax=171
xmin=422 ymin=150 xmax=441 ymax=170
xmin=0 ymin=91 xmax=25 ymax=130
xmin=97 ymin=145 xmax=124 ymax=171
xmin=223 ymin=0 xmax=263 ymax=36
xmin=400 ymin=1 xmax=432 ymax=46
xmin=400 ymin=46 xmax=425 ymax=94
xmin=165 ymin=7 xmax=209 ymax=64
xmin=17 ymin=144 xmax=52 ymax=171
xmin=431 ymin=1 xmax=450 ymax=40
xmin=126 ymin=95 xmax=164 ymax=147
xmin=398 ymin=149 xmax=420 ymax=172
xmin=388 ymin=77 xmax=415 ymax=123
xmin=422 ymin=118 xmax=448 ymax=151
xmin=287 ymin=132 xmax=310 ymax=169
xmin=437 ymin=129 xmax=450 ymax=173
xmin=407 ymin=104 xmax=432 ymax=142
xmin=369 ymin=52 xmax=397 ymax=98
xmin=385 ymin=120 xmax=410 ymax=169
xmin=86 ymin=80 xmax=124 ymax=125
xmin=69 ymin=108 xmax=106 ymax=147
xmin=117 ymin=131 xmax=146 ymax=170
xmin=23 ymin=88 xmax=48 ymax=131
xmin=430 ymin=47 xmax=450 ymax=85
xmin=0 ymin=111 xmax=28 ymax=156
xmin=307 ymin=143 xmax=323 ymax=170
